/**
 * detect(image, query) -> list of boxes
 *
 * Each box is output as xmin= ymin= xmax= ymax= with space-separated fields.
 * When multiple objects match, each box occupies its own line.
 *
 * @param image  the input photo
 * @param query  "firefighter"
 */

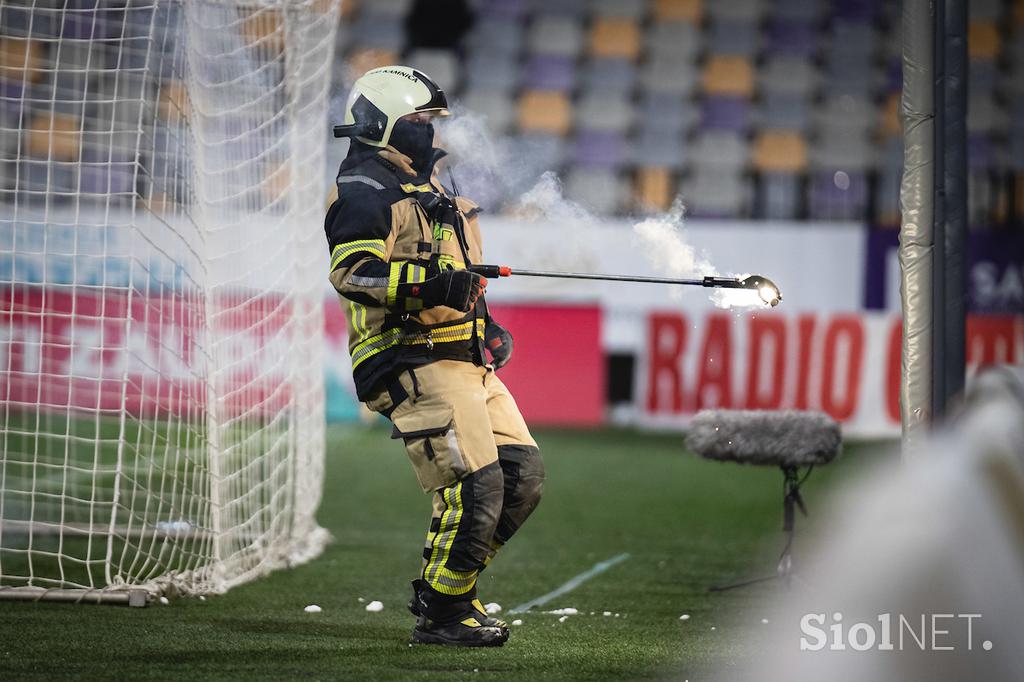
xmin=324 ymin=66 xmax=544 ymax=647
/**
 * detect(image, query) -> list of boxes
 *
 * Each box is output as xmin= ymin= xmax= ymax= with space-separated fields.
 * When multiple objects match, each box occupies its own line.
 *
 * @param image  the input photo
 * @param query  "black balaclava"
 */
xmin=388 ymin=118 xmax=435 ymax=174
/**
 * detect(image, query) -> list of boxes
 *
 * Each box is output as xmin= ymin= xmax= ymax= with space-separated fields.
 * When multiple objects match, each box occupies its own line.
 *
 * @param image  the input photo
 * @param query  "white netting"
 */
xmin=0 ymin=0 xmax=337 ymax=599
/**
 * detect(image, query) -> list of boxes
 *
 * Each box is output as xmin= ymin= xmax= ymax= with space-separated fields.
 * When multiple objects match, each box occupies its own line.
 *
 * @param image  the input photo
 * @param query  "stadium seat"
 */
xmin=652 ymin=0 xmax=703 ymax=24
xmin=752 ymin=131 xmax=808 ymax=173
xmin=810 ymin=134 xmax=875 ymax=172
xmin=523 ymin=55 xmax=576 ymax=91
xmin=968 ymin=21 xmax=1000 ymax=61
xmin=465 ymin=52 xmax=519 ymax=92
xmin=349 ymin=13 xmax=405 ymax=52
xmin=701 ymin=55 xmax=755 ymax=98
xmin=346 ymin=48 xmax=400 ymax=82
xmin=517 ymin=90 xmax=572 ymax=135
xmin=361 ymin=0 xmax=412 ymax=17
xmin=759 ymin=56 xmax=817 ymax=96
xmin=528 ymin=0 xmax=587 ymax=17
xmin=765 ymin=17 xmax=818 ymax=57
xmin=774 ymin=0 xmax=823 ymax=21
xmin=684 ymin=169 xmax=750 ymax=218
xmin=575 ymin=93 xmax=634 ymax=132
xmin=700 ymin=96 xmax=752 ymax=133
xmin=967 ymin=96 xmax=1007 ymax=135
xmin=589 ymin=18 xmax=642 ymax=60
xmin=507 ymin=132 xmax=567 ymax=175
xmin=593 ymin=0 xmax=647 ymax=20
xmin=690 ymin=130 xmax=749 ymax=171
xmin=466 ymin=17 xmax=524 ymax=55
xmin=477 ymin=0 xmax=529 ymax=19
xmin=638 ymin=92 xmax=698 ymax=136
xmin=808 ymin=170 xmax=869 ymax=221
xmin=877 ymin=92 xmax=900 ymax=138
xmin=758 ymin=93 xmax=811 ymax=132
xmin=706 ymin=0 xmax=764 ymax=22
xmin=645 ymin=21 xmax=702 ymax=60
xmin=27 ymin=111 xmax=82 ymax=161
xmin=572 ymin=129 xmax=627 ymax=169
xmin=528 ymin=16 xmax=583 ymax=57
xmin=581 ymin=58 xmax=637 ymax=94
xmin=0 ymin=37 xmax=44 ymax=83
xmin=407 ymin=49 xmax=460 ymax=92
xmin=968 ymin=0 xmax=1003 ymax=21
xmin=639 ymin=56 xmax=699 ymax=96
xmin=754 ymin=172 xmax=804 ymax=220
xmin=459 ymin=89 xmax=515 ymax=134
xmin=707 ymin=18 xmax=760 ymax=56
xmin=631 ymin=130 xmax=688 ymax=170
xmin=813 ymin=96 xmax=876 ymax=136
xmin=564 ymin=167 xmax=626 ymax=213
xmin=633 ymin=166 xmax=675 ymax=212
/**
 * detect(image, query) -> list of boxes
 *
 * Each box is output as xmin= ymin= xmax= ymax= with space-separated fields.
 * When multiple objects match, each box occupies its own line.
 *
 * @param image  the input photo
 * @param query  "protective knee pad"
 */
xmin=445 ymin=462 xmax=505 ymax=573
xmin=494 ymin=444 xmax=545 ymax=545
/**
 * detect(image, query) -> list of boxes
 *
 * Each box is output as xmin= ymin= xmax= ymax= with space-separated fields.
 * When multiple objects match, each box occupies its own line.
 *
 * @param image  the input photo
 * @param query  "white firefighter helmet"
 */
xmin=335 ymin=65 xmax=449 ymax=148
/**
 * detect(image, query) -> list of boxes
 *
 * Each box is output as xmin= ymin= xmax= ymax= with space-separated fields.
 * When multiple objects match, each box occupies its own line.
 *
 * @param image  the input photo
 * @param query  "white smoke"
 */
xmin=436 ymin=109 xmax=765 ymax=309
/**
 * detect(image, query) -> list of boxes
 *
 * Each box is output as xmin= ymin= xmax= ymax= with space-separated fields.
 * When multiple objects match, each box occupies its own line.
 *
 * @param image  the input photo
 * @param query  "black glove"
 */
xmin=417 ymin=269 xmax=487 ymax=312
xmin=485 ymin=320 xmax=513 ymax=369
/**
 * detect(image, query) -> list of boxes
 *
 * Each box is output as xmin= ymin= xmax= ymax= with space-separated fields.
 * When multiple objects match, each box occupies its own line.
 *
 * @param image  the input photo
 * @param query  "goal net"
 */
xmin=0 ymin=0 xmax=338 ymax=603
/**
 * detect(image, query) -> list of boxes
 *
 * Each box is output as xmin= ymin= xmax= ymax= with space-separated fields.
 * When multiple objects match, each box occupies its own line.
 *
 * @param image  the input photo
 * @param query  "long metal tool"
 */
xmin=469 ymin=265 xmax=783 ymax=306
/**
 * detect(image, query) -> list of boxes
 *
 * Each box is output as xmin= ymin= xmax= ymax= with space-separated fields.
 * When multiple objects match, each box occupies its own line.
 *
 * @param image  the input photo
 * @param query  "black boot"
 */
xmin=409 ymin=580 xmax=509 ymax=647
xmin=408 ymin=579 xmax=509 ymax=630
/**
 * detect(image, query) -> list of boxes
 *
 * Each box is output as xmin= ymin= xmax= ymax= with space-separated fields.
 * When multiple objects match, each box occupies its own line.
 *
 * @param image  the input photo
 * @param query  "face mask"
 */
xmin=389 ymin=118 xmax=435 ymax=171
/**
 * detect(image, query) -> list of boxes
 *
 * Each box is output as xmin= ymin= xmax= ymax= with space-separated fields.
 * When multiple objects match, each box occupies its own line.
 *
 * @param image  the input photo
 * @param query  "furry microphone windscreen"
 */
xmin=686 ymin=410 xmax=842 ymax=467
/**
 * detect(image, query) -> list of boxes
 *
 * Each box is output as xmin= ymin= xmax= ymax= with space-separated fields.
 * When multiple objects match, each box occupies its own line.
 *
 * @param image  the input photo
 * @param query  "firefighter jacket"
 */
xmin=325 ymin=144 xmax=488 ymax=401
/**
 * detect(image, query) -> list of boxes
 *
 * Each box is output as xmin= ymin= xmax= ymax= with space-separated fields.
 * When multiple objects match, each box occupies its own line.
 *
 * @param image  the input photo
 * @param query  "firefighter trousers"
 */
xmin=365 ymin=360 xmax=545 ymax=598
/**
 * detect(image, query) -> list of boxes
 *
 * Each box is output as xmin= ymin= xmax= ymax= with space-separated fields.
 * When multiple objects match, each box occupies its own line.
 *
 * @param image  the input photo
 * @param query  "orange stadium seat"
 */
xmin=634 ymin=167 xmax=674 ymax=212
xmin=878 ymin=92 xmax=901 ymax=138
xmin=27 ymin=112 xmax=83 ymax=162
xmin=652 ymin=0 xmax=703 ymax=23
xmin=968 ymin=21 xmax=1000 ymax=60
xmin=346 ymin=48 xmax=400 ymax=81
xmin=752 ymin=131 xmax=807 ymax=173
xmin=702 ymin=55 xmax=755 ymax=97
xmin=0 ymin=37 xmax=44 ymax=83
xmin=589 ymin=18 xmax=642 ymax=60
xmin=517 ymin=90 xmax=572 ymax=136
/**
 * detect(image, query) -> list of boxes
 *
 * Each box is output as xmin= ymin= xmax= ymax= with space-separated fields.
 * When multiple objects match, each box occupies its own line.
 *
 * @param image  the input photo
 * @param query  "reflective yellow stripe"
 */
xmin=400 ymin=182 xmax=433 ymax=193
xmin=350 ymin=328 xmax=402 ymax=369
xmin=348 ymin=301 xmax=368 ymax=343
xmin=331 ymin=239 xmax=386 ymax=270
xmin=351 ymin=319 xmax=485 ymax=369
xmin=433 ymin=566 xmax=477 ymax=595
xmin=425 ymin=482 xmax=463 ymax=585
xmin=386 ymin=261 xmax=403 ymax=307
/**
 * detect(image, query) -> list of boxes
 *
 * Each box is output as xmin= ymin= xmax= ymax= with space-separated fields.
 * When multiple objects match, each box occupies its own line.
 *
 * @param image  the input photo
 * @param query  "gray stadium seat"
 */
xmin=967 ymin=96 xmax=1007 ymax=135
xmin=639 ymin=92 xmax=699 ymax=135
xmin=406 ymin=49 xmax=460 ymax=93
xmin=361 ymin=0 xmax=413 ymax=17
xmin=708 ymin=18 xmax=760 ymax=56
xmin=758 ymin=93 xmax=811 ymax=131
xmin=631 ymin=131 xmax=688 ymax=170
xmin=575 ymin=93 xmax=635 ymax=132
xmin=809 ymin=133 xmax=876 ymax=171
xmin=592 ymin=0 xmax=647 ymax=19
xmin=813 ymin=96 xmax=876 ymax=136
xmin=759 ymin=57 xmax=818 ymax=96
xmin=645 ymin=22 xmax=702 ymax=60
xmin=638 ymin=56 xmax=699 ymax=96
xmin=706 ymin=0 xmax=765 ymax=22
xmin=467 ymin=17 xmax=524 ymax=55
xmin=458 ymin=89 xmax=515 ymax=134
xmin=581 ymin=58 xmax=637 ymax=94
xmin=564 ymin=168 xmax=626 ymax=214
xmin=683 ymin=169 xmax=751 ymax=218
xmin=465 ymin=53 xmax=519 ymax=92
xmin=527 ymin=16 xmax=583 ymax=57
xmin=690 ymin=131 xmax=749 ymax=172
xmin=968 ymin=0 xmax=1003 ymax=20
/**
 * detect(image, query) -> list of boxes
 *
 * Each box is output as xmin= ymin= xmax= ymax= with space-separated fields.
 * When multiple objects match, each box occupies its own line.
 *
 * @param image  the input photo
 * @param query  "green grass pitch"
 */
xmin=0 ymin=424 xmax=886 ymax=680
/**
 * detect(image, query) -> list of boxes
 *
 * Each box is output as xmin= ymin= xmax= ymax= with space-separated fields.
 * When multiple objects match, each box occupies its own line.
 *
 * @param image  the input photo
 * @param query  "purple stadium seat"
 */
xmin=830 ymin=0 xmax=881 ymax=22
xmin=523 ymin=55 xmax=576 ymax=91
xmin=572 ymin=129 xmax=627 ymax=169
xmin=967 ymin=134 xmax=994 ymax=171
xmin=477 ymin=0 xmax=527 ymax=19
xmin=700 ymin=96 xmax=751 ymax=132
xmin=808 ymin=170 xmax=868 ymax=221
xmin=766 ymin=18 xmax=817 ymax=57
xmin=79 ymin=151 xmax=135 ymax=198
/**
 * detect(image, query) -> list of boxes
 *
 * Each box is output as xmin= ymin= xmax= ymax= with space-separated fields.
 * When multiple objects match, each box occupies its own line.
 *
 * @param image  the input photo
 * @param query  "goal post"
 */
xmin=0 ymin=0 xmax=339 ymax=604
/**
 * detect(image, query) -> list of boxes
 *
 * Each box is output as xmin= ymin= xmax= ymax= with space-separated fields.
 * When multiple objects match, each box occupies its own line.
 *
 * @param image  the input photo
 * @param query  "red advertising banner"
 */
xmin=640 ymin=310 xmax=1024 ymax=436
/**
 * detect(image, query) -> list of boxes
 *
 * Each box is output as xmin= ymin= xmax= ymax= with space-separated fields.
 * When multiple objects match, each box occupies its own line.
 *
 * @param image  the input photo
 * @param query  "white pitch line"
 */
xmin=508 ymin=553 xmax=631 ymax=614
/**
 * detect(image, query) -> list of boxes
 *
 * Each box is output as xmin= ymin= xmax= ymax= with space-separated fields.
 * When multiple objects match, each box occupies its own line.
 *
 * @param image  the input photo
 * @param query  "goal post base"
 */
xmin=0 ymin=587 xmax=150 ymax=607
